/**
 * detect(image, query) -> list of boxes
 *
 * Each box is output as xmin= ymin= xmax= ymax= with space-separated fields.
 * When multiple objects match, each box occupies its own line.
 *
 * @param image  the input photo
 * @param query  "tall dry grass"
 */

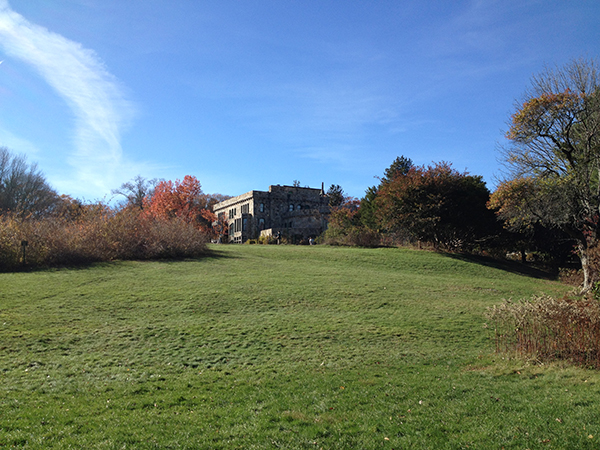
xmin=0 ymin=207 xmax=208 ymax=270
xmin=488 ymin=295 xmax=600 ymax=369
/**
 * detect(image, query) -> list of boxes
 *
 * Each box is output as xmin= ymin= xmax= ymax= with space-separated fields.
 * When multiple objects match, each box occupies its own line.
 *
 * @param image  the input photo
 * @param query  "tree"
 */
xmin=376 ymin=162 xmax=494 ymax=250
xmin=359 ymin=185 xmax=379 ymax=230
xmin=358 ymin=156 xmax=414 ymax=232
xmin=381 ymin=156 xmax=413 ymax=183
xmin=202 ymin=193 xmax=232 ymax=211
xmin=0 ymin=147 xmax=58 ymax=217
xmin=322 ymin=204 xmax=380 ymax=247
xmin=327 ymin=184 xmax=345 ymax=207
xmin=143 ymin=175 xmax=219 ymax=237
xmin=491 ymin=58 xmax=600 ymax=292
xmin=112 ymin=175 xmax=159 ymax=209
xmin=144 ymin=175 xmax=204 ymax=222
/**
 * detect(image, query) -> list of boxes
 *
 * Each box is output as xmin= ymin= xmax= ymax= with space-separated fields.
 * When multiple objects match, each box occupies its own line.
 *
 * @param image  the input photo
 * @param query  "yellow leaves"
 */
xmin=508 ymin=90 xmax=584 ymax=141
xmin=488 ymin=177 xmax=538 ymax=230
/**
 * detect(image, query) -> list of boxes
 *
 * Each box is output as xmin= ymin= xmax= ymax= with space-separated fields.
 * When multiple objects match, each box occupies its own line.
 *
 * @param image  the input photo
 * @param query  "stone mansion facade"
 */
xmin=212 ymin=184 xmax=330 ymax=243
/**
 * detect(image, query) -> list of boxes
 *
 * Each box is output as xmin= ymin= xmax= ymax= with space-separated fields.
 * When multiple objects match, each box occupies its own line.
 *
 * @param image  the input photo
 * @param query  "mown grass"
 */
xmin=1 ymin=244 xmax=598 ymax=449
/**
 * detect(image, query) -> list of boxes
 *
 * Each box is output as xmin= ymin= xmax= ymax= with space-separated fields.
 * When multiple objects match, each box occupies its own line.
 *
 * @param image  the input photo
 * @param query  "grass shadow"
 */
xmin=2 ymin=246 xmax=238 ymax=274
xmin=442 ymin=252 xmax=560 ymax=281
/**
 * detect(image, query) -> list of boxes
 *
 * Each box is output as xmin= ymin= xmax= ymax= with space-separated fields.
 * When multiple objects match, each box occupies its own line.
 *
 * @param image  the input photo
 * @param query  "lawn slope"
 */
xmin=1 ymin=245 xmax=598 ymax=449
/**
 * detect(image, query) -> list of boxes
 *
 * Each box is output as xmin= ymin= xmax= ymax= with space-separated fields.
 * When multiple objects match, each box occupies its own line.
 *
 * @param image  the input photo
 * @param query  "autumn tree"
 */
xmin=143 ymin=175 xmax=208 ymax=231
xmin=490 ymin=58 xmax=600 ymax=292
xmin=376 ymin=162 xmax=494 ymax=250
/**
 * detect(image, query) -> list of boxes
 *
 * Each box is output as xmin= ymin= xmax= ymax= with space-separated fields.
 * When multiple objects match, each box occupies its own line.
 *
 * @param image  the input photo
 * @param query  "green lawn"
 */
xmin=1 ymin=244 xmax=598 ymax=449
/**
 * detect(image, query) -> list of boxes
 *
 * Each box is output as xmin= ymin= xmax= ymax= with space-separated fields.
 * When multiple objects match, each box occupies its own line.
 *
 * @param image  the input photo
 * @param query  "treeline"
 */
xmin=0 ymin=148 xmax=228 ymax=270
xmin=323 ymin=156 xmax=572 ymax=267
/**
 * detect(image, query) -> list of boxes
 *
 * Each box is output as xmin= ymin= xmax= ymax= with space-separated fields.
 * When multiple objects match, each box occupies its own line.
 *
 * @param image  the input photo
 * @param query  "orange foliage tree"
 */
xmin=144 ymin=175 xmax=217 ymax=237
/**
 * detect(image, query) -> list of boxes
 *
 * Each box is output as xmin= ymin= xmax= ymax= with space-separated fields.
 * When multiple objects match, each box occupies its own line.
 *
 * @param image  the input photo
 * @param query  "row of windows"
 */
xmin=229 ymin=203 xmax=262 ymax=217
xmin=225 ymin=202 xmax=312 ymax=221
xmin=288 ymin=204 xmax=309 ymax=212
xmin=227 ymin=216 xmax=323 ymax=235
xmin=230 ymin=218 xmax=268 ymax=233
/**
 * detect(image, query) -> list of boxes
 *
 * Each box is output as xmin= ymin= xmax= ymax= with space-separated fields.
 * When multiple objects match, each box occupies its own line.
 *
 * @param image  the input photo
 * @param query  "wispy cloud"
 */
xmin=0 ymin=0 xmax=134 ymax=196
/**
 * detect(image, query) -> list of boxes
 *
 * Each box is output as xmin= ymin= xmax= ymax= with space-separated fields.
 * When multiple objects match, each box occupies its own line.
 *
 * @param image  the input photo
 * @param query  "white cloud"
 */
xmin=0 ymin=0 xmax=134 ymax=196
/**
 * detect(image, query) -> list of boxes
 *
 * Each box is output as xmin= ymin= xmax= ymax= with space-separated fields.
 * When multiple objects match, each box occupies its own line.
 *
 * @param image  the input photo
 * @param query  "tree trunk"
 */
xmin=578 ymin=241 xmax=593 ymax=294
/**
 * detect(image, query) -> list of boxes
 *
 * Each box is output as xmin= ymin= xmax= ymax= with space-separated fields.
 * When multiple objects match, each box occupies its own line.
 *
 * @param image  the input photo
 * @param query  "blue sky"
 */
xmin=0 ymin=0 xmax=599 ymax=201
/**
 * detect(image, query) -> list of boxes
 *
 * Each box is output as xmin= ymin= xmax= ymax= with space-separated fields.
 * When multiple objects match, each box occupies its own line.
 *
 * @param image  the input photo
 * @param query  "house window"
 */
xmin=259 ymin=203 xmax=264 ymax=213
xmin=241 ymin=204 xmax=250 ymax=214
xmin=259 ymin=218 xmax=265 ymax=230
xmin=296 ymin=204 xmax=301 ymax=210
xmin=289 ymin=204 xmax=294 ymax=212
xmin=243 ymin=218 xmax=248 ymax=231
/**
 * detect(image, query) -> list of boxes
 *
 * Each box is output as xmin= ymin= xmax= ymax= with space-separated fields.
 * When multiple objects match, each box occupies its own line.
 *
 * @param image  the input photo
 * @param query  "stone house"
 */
xmin=212 ymin=184 xmax=330 ymax=243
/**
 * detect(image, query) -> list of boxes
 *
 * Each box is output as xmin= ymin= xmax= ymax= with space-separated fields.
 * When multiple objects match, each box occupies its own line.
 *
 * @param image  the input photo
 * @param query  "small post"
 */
xmin=21 ymin=240 xmax=28 ymax=265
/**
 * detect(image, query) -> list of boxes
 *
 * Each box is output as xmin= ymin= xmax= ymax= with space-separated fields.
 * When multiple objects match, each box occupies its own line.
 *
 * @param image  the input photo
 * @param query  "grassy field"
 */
xmin=1 ymin=244 xmax=599 ymax=449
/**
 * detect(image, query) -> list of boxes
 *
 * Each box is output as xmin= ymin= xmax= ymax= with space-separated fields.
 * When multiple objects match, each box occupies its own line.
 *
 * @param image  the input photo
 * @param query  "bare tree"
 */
xmin=0 ymin=147 xmax=58 ymax=217
xmin=112 ymin=175 xmax=160 ymax=209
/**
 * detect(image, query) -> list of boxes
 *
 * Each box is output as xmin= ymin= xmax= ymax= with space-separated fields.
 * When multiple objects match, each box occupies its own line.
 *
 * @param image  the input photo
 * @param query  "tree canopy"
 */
xmin=376 ymin=161 xmax=493 ymax=250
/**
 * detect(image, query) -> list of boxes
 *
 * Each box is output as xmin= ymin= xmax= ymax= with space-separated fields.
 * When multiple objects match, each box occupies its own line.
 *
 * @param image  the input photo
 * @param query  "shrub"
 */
xmin=258 ymin=235 xmax=271 ymax=245
xmin=0 ymin=206 xmax=209 ymax=270
xmin=487 ymin=295 xmax=600 ymax=369
xmin=322 ymin=207 xmax=380 ymax=247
